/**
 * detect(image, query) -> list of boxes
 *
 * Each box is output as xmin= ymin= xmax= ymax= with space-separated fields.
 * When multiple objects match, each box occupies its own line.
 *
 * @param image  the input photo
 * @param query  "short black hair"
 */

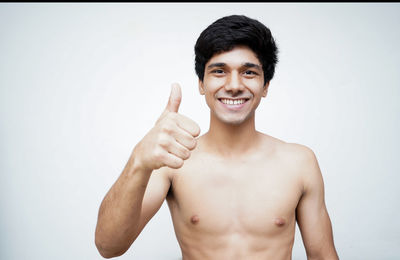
xmin=194 ymin=15 xmax=278 ymax=85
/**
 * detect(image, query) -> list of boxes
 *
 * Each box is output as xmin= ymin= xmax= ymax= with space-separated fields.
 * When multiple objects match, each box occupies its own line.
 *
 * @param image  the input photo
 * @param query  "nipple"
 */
xmin=190 ymin=215 xmax=199 ymax=224
xmin=274 ymin=217 xmax=286 ymax=227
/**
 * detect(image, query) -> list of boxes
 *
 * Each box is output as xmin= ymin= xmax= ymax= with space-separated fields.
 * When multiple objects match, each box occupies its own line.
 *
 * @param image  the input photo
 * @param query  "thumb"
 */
xmin=165 ymin=83 xmax=182 ymax=113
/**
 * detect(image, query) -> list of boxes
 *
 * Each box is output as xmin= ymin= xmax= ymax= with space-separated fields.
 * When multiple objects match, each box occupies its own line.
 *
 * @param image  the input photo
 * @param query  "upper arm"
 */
xmin=295 ymin=146 xmax=339 ymax=259
xmin=135 ymin=168 xmax=172 ymax=238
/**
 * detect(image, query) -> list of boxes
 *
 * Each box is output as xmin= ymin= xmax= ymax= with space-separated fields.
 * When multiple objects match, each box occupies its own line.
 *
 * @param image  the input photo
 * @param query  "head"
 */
xmin=195 ymin=15 xmax=278 ymax=86
xmin=194 ymin=15 xmax=279 ymax=125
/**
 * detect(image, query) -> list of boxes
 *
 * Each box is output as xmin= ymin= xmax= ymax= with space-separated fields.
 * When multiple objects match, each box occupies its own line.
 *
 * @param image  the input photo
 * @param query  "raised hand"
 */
xmin=133 ymin=83 xmax=201 ymax=171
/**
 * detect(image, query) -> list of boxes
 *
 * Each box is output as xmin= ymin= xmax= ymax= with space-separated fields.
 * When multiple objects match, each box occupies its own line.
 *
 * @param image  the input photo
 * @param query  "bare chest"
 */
xmin=167 ymin=158 xmax=303 ymax=237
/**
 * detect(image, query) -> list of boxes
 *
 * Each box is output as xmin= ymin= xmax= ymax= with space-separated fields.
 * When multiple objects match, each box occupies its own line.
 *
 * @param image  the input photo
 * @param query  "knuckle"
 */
xmin=158 ymin=134 xmax=170 ymax=148
xmin=167 ymin=157 xmax=183 ymax=169
xmin=187 ymin=123 xmax=200 ymax=137
xmin=160 ymin=123 xmax=173 ymax=134
xmin=192 ymin=124 xmax=200 ymax=136
xmin=175 ymin=158 xmax=184 ymax=168
xmin=184 ymin=150 xmax=191 ymax=160
xmin=153 ymin=148 xmax=165 ymax=162
xmin=188 ymin=138 xmax=197 ymax=150
xmin=195 ymin=125 xmax=201 ymax=136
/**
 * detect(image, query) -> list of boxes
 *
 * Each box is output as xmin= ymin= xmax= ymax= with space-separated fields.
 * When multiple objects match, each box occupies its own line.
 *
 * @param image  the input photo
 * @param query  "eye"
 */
xmin=212 ymin=69 xmax=225 ymax=74
xmin=244 ymin=70 xmax=257 ymax=75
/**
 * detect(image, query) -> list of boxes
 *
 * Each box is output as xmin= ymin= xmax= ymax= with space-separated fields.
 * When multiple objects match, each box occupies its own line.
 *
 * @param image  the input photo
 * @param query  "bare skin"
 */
xmin=167 ymin=133 xmax=313 ymax=260
xmin=95 ymin=46 xmax=339 ymax=259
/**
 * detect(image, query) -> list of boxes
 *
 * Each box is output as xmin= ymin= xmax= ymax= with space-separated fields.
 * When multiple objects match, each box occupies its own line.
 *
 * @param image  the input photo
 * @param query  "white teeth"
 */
xmin=221 ymin=99 xmax=246 ymax=105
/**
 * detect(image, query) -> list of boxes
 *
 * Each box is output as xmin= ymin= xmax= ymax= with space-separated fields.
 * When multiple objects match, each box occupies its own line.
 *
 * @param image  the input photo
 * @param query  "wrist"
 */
xmin=125 ymin=151 xmax=152 ymax=178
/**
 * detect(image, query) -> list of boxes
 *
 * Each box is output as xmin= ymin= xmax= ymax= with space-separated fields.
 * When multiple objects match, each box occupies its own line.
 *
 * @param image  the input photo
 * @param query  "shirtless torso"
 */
xmin=95 ymin=43 xmax=338 ymax=259
xmin=165 ymin=133 xmax=302 ymax=259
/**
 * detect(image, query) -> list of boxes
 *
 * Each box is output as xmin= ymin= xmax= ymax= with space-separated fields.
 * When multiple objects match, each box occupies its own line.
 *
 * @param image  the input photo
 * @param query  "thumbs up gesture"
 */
xmin=133 ymin=83 xmax=201 ymax=171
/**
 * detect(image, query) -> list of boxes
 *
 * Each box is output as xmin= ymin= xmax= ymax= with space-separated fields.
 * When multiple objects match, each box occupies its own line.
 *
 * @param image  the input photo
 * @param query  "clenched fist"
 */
xmin=132 ymin=83 xmax=201 ymax=171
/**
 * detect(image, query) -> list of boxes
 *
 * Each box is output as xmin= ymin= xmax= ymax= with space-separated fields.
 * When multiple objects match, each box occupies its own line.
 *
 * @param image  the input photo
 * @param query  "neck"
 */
xmin=203 ymin=112 xmax=261 ymax=158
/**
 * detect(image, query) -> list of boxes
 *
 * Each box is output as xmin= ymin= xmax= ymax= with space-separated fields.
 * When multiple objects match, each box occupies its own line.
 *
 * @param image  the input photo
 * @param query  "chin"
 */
xmin=216 ymin=114 xmax=251 ymax=126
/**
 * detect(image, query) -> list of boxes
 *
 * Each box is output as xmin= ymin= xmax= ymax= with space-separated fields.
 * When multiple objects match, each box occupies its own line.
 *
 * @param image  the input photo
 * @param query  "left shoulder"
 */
xmin=280 ymin=143 xmax=324 ymax=194
xmin=257 ymin=133 xmax=319 ymax=172
xmin=277 ymin=142 xmax=322 ymax=183
xmin=277 ymin=142 xmax=318 ymax=167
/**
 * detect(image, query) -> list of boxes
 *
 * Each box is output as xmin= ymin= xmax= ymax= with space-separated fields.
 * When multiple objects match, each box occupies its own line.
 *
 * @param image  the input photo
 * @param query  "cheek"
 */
xmin=243 ymin=77 xmax=263 ymax=87
xmin=204 ymin=92 xmax=216 ymax=108
xmin=204 ymin=76 xmax=225 ymax=89
xmin=249 ymin=86 xmax=265 ymax=98
xmin=202 ymin=79 xmax=223 ymax=101
xmin=242 ymin=77 xmax=263 ymax=88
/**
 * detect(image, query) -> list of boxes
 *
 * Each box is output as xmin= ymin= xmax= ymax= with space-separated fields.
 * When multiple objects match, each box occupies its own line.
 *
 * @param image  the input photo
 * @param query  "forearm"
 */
xmin=95 ymin=155 xmax=151 ymax=258
xmin=94 ymin=84 xmax=199 ymax=258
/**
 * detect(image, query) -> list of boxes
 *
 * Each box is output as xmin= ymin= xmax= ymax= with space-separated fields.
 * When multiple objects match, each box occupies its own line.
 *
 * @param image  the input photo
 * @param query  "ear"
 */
xmin=198 ymin=79 xmax=205 ymax=95
xmin=262 ymin=82 xmax=270 ymax=97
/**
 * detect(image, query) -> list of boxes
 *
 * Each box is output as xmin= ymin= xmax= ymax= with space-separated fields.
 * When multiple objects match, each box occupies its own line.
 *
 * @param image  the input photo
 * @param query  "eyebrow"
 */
xmin=207 ymin=62 xmax=262 ymax=70
xmin=207 ymin=62 xmax=226 ymax=69
xmin=243 ymin=62 xmax=262 ymax=70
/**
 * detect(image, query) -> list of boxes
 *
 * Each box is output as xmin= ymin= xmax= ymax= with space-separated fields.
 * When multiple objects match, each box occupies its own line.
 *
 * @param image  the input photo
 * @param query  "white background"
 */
xmin=1 ymin=3 xmax=399 ymax=260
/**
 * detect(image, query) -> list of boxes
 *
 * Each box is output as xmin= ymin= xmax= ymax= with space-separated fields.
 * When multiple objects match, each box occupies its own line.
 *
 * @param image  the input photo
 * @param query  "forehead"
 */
xmin=206 ymin=46 xmax=261 ymax=67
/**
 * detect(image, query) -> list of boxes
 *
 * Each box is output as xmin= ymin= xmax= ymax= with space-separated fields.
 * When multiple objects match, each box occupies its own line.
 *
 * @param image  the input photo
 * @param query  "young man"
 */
xmin=95 ymin=15 xmax=339 ymax=259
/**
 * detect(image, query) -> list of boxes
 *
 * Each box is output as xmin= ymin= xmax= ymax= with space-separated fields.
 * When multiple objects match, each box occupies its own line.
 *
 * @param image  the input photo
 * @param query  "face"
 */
xmin=199 ymin=45 xmax=269 ymax=125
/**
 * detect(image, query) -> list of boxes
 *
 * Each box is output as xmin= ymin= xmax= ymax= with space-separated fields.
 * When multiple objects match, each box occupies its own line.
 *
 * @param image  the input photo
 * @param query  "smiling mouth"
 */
xmin=219 ymin=98 xmax=249 ymax=105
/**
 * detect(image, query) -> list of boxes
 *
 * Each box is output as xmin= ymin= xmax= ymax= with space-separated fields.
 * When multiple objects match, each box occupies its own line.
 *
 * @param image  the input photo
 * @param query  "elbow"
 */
xmin=98 ymin=251 xmax=119 ymax=259
xmin=95 ymin=236 xmax=129 ymax=258
xmin=94 ymin=221 xmax=139 ymax=258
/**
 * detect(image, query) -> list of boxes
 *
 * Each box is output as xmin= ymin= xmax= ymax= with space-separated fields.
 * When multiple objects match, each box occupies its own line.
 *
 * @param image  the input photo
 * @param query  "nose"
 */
xmin=224 ymin=71 xmax=244 ymax=93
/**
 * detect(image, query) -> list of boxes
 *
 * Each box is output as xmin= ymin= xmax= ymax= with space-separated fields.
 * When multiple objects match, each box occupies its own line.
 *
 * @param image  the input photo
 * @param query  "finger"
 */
xmin=162 ymin=152 xmax=184 ymax=169
xmin=167 ymin=141 xmax=191 ymax=160
xmin=165 ymin=83 xmax=182 ymax=113
xmin=176 ymin=114 xmax=201 ymax=137
xmin=172 ymin=127 xmax=197 ymax=151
